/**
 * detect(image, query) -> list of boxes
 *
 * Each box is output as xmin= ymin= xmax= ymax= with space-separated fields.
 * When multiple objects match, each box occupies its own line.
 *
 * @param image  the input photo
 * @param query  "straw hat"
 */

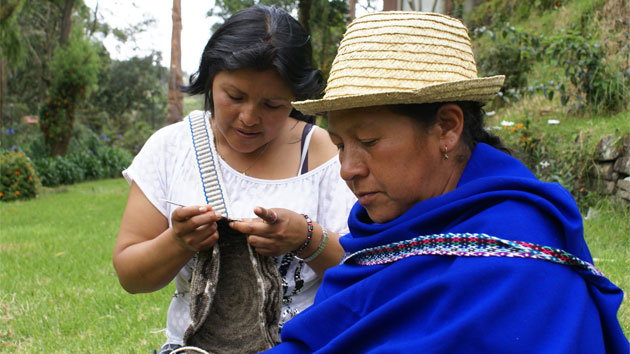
xmin=292 ymin=11 xmax=505 ymax=115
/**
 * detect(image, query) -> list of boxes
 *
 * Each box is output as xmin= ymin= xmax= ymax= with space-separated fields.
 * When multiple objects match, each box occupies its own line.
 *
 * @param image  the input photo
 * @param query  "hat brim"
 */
xmin=293 ymin=75 xmax=505 ymax=115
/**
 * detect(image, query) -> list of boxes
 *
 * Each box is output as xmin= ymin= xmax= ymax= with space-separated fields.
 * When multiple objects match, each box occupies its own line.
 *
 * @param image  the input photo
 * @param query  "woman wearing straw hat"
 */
xmin=264 ymin=11 xmax=630 ymax=353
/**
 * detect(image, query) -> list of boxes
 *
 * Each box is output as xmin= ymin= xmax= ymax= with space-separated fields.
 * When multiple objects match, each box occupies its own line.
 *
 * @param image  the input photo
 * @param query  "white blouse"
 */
xmin=123 ymin=111 xmax=357 ymax=346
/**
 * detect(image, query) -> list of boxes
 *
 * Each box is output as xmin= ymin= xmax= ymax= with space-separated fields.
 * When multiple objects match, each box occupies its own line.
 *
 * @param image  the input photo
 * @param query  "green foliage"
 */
xmin=495 ymin=119 xmax=597 ymax=207
xmin=116 ymin=121 xmax=154 ymax=155
xmin=0 ymin=0 xmax=26 ymax=67
xmin=90 ymin=54 xmax=168 ymax=135
xmin=33 ymin=146 xmax=133 ymax=187
xmin=474 ymin=25 xmax=539 ymax=103
xmin=309 ymin=0 xmax=348 ymax=77
xmin=543 ymin=30 xmax=630 ymax=114
xmin=210 ymin=0 xmax=297 ymax=21
xmin=0 ymin=150 xmax=41 ymax=202
xmin=38 ymin=34 xmax=101 ymax=156
xmin=466 ymin=0 xmax=566 ymax=28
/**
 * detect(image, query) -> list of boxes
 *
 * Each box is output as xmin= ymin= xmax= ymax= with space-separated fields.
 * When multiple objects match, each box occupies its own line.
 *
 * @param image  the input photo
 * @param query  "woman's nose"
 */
xmin=238 ymin=103 xmax=259 ymax=126
xmin=339 ymin=148 xmax=368 ymax=181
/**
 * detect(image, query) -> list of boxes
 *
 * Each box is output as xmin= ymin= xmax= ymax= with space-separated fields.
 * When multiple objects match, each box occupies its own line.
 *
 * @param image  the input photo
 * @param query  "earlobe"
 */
xmin=436 ymin=103 xmax=464 ymax=150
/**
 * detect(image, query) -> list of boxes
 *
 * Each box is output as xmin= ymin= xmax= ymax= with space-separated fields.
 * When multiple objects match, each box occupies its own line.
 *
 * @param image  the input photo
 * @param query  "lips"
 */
xmin=234 ymin=128 xmax=261 ymax=138
xmin=355 ymin=191 xmax=378 ymax=205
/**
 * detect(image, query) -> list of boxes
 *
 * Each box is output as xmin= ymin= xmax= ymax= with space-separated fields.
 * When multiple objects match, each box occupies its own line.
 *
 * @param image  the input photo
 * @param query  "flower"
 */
xmin=517 ymin=123 xmax=523 ymax=129
xmin=14 ymin=170 xmax=20 ymax=175
xmin=101 ymin=134 xmax=110 ymax=142
xmin=15 ymin=190 xmax=20 ymax=196
xmin=0 ymin=192 xmax=3 ymax=197
xmin=521 ymin=137 xmax=526 ymax=142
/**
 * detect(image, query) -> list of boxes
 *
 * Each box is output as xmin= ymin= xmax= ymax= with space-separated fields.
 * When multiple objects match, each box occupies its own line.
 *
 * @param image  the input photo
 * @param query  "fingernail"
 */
xmin=199 ymin=206 xmax=207 ymax=212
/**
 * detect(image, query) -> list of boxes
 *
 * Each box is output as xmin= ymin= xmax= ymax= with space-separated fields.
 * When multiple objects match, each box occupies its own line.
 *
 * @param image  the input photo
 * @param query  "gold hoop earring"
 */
xmin=442 ymin=145 xmax=449 ymax=160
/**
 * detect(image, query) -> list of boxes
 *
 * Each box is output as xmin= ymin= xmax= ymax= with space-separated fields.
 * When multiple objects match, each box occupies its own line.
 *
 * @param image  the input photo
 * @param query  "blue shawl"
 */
xmin=266 ymin=143 xmax=629 ymax=353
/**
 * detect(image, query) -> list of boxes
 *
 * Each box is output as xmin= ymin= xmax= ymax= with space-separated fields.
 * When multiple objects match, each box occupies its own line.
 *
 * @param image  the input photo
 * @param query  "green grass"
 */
xmin=583 ymin=198 xmax=630 ymax=336
xmin=1 ymin=177 xmax=628 ymax=352
xmin=0 ymin=178 xmax=174 ymax=352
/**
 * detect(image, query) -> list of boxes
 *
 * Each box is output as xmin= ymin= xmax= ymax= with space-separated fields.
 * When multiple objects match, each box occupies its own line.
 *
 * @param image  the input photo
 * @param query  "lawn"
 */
xmin=1 ymin=177 xmax=628 ymax=352
xmin=0 ymin=178 xmax=174 ymax=352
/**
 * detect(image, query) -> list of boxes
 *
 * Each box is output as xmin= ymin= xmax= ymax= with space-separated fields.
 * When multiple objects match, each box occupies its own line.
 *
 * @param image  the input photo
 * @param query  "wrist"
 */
xmin=292 ymin=214 xmax=313 ymax=257
xmin=294 ymin=227 xmax=328 ymax=263
xmin=170 ymin=229 xmax=199 ymax=253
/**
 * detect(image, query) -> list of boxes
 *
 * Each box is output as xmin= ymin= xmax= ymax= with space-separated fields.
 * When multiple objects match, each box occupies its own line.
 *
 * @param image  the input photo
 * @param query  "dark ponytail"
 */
xmin=458 ymin=102 xmax=511 ymax=154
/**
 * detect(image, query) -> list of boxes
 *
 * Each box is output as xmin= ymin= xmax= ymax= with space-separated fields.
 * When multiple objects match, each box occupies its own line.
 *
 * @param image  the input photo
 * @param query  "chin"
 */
xmin=365 ymin=209 xmax=397 ymax=224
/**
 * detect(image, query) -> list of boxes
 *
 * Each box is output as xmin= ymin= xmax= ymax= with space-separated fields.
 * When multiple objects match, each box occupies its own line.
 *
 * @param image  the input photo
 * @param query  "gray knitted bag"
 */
xmin=182 ymin=111 xmax=282 ymax=353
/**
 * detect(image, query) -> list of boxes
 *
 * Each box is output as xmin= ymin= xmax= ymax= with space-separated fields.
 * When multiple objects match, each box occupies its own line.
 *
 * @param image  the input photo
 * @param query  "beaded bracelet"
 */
xmin=293 ymin=214 xmax=313 ymax=257
xmin=295 ymin=228 xmax=329 ymax=262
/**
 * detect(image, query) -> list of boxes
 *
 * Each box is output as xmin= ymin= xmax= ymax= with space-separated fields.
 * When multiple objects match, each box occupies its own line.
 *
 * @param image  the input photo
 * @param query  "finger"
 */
xmin=254 ymin=206 xmax=278 ymax=224
xmin=172 ymin=204 xmax=215 ymax=223
xmin=229 ymin=219 xmax=267 ymax=235
xmin=247 ymin=234 xmax=271 ymax=248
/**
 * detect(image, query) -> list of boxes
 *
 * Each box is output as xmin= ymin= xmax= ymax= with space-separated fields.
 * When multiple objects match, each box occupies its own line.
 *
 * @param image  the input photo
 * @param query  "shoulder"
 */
xmin=308 ymin=125 xmax=338 ymax=169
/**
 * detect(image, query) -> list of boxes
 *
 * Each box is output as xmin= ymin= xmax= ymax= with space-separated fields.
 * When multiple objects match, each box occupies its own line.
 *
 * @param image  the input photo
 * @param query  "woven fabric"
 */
xmin=292 ymin=11 xmax=505 ymax=114
xmin=342 ymin=232 xmax=603 ymax=277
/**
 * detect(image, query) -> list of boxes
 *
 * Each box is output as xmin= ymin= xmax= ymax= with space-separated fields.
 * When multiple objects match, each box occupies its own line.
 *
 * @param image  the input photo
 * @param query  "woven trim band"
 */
xmin=341 ymin=232 xmax=603 ymax=277
xmin=188 ymin=111 xmax=228 ymax=217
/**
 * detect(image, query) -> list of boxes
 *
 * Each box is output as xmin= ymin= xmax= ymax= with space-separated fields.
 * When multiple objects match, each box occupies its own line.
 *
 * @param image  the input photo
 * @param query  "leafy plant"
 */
xmin=474 ymin=25 xmax=540 ymax=104
xmin=32 ymin=147 xmax=133 ymax=187
xmin=0 ymin=151 xmax=41 ymax=202
xmin=543 ymin=30 xmax=630 ymax=114
xmin=38 ymin=33 xmax=100 ymax=157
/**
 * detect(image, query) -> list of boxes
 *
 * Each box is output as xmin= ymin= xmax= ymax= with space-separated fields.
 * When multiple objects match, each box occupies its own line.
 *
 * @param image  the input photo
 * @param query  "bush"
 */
xmin=473 ymin=25 xmax=539 ymax=104
xmin=0 ymin=151 xmax=41 ymax=202
xmin=542 ymin=30 xmax=630 ymax=114
xmin=32 ymin=146 xmax=133 ymax=187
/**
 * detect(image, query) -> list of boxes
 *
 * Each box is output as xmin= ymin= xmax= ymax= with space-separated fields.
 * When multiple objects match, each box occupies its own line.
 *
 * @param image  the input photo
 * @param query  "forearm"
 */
xmin=295 ymin=222 xmax=344 ymax=277
xmin=113 ymin=227 xmax=195 ymax=293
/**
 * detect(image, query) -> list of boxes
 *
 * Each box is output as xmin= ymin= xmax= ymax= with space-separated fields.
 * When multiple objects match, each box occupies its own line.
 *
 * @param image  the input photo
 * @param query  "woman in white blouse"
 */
xmin=112 ymin=5 xmax=356 ymax=354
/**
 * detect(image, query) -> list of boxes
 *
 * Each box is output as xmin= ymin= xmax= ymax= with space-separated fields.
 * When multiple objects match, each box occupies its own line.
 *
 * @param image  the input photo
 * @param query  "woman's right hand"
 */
xmin=170 ymin=205 xmax=222 ymax=253
xmin=114 ymin=182 xmax=222 ymax=293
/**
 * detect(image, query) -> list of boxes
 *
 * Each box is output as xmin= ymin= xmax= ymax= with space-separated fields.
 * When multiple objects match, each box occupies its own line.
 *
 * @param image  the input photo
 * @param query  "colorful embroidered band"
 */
xmin=341 ymin=232 xmax=603 ymax=277
xmin=293 ymin=214 xmax=314 ymax=258
xmin=295 ymin=228 xmax=329 ymax=262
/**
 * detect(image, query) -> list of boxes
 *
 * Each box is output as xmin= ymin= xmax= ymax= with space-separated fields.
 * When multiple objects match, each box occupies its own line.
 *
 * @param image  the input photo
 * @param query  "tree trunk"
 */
xmin=298 ymin=0 xmax=313 ymax=35
xmin=349 ymin=0 xmax=356 ymax=20
xmin=166 ymin=0 xmax=183 ymax=124
xmin=59 ymin=0 xmax=75 ymax=47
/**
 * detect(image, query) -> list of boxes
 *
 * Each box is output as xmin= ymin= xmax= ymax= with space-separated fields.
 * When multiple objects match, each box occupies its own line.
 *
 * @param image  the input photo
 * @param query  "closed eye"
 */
xmin=227 ymin=93 xmax=243 ymax=101
xmin=360 ymin=139 xmax=377 ymax=147
xmin=265 ymin=102 xmax=282 ymax=109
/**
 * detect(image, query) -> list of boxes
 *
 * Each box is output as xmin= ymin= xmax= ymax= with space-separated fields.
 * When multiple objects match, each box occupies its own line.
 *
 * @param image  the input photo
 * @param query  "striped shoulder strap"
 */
xmin=187 ymin=111 xmax=231 ymax=217
xmin=342 ymin=232 xmax=604 ymax=277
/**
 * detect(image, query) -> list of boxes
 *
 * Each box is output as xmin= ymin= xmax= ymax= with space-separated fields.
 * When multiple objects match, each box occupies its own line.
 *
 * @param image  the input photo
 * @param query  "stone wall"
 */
xmin=592 ymin=134 xmax=630 ymax=203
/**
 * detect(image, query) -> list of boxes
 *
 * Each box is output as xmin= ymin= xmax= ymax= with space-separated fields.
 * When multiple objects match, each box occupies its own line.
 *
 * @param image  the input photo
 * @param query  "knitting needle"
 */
xmin=159 ymin=198 xmax=244 ymax=221
xmin=159 ymin=198 xmax=186 ymax=207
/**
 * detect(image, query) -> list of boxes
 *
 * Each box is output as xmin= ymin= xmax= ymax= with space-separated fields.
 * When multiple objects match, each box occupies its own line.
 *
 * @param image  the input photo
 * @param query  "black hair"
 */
xmin=388 ymin=101 xmax=511 ymax=155
xmin=182 ymin=5 xmax=323 ymax=123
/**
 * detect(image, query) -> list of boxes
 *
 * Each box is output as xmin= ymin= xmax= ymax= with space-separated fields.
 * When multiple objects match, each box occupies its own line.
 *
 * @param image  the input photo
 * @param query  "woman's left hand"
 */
xmin=229 ymin=207 xmax=308 ymax=256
